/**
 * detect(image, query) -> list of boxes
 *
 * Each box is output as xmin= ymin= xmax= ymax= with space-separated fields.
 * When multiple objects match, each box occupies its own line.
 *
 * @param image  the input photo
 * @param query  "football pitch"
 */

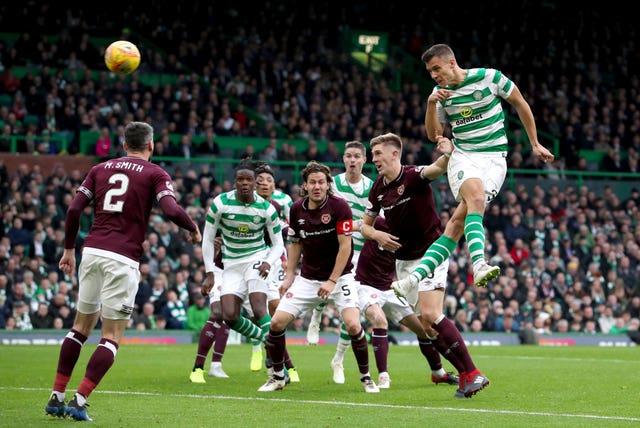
xmin=1 ymin=343 xmax=638 ymax=427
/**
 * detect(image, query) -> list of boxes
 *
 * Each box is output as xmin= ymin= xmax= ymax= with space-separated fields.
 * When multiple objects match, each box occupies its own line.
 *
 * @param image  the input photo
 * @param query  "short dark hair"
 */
xmin=421 ymin=44 xmax=455 ymax=64
xmin=344 ymin=140 xmax=366 ymax=156
xmin=124 ymin=121 xmax=153 ymax=152
xmin=370 ymin=132 xmax=402 ymax=152
xmin=254 ymin=161 xmax=275 ymax=178
xmin=235 ymin=159 xmax=255 ymax=176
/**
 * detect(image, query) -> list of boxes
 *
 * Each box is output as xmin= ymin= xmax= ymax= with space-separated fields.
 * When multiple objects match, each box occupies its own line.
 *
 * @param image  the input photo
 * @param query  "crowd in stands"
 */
xmin=0 ymin=2 xmax=638 ymax=173
xmin=0 ymin=2 xmax=639 ymax=339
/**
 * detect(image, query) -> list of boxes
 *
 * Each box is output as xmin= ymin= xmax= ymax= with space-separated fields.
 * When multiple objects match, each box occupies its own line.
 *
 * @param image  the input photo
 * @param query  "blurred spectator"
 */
xmin=509 ymin=239 xmax=530 ymax=267
xmin=177 ymin=133 xmax=197 ymax=160
xmin=56 ymin=304 xmax=75 ymax=329
xmin=238 ymin=144 xmax=255 ymax=160
xmin=162 ymin=289 xmax=187 ymax=329
xmin=148 ymin=273 xmax=169 ymax=313
xmin=196 ymin=128 xmax=220 ymax=157
xmin=154 ymin=314 xmax=167 ymax=330
xmin=4 ymin=316 xmax=16 ymax=329
xmin=6 ymin=217 xmax=32 ymax=248
xmin=94 ymin=127 xmax=112 ymax=157
xmin=454 ymin=309 xmax=470 ymax=332
xmin=470 ymin=300 xmax=496 ymax=332
xmin=186 ymin=292 xmax=209 ymax=331
xmin=11 ymin=300 xmax=32 ymax=330
xmin=31 ymin=301 xmax=54 ymax=329
xmin=504 ymin=214 xmax=530 ymax=247
xmin=5 ymin=281 xmax=30 ymax=317
xmin=133 ymin=302 xmax=158 ymax=330
xmin=554 ymin=319 xmax=570 ymax=333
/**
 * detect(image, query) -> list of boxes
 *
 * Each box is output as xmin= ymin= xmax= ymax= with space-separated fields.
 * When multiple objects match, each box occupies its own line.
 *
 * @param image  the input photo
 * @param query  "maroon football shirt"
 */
xmin=365 ymin=165 xmax=442 ymax=260
xmin=75 ymin=157 xmax=177 ymax=263
xmin=289 ymin=194 xmax=354 ymax=281
xmin=355 ymin=217 xmax=395 ymax=291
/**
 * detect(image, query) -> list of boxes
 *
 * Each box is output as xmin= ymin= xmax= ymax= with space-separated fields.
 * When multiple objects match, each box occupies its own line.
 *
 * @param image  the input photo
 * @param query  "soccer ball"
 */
xmin=104 ymin=40 xmax=141 ymax=75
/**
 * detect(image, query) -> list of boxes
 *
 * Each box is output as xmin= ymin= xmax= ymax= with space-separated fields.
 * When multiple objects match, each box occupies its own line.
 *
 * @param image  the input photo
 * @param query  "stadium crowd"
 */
xmin=0 ymin=2 xmax=638 ymax=173
xmin=0 ymin=2 xmax=639 ymax=340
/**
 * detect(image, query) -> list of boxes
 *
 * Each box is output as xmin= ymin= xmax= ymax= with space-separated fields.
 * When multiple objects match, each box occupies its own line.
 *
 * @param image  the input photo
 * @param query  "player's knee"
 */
xmin=251 ymin=307 xmax=268 ymax=320
xmin=222 ymin=314 xmax=239 ymax=326
xmin=444 ymin=216 xmax=464 ymax=239
xmin=466 ymin=193 xmax=486 ymax=210
xmin=342 ymin=319 xmax=363 ymax=335
xmin=269 ymin=312 xmax=290 ymax=331
xmin=420 ymin=309 xmax=440 ymax=326
xmin=366 ymin=308 xmax=388 ymax=328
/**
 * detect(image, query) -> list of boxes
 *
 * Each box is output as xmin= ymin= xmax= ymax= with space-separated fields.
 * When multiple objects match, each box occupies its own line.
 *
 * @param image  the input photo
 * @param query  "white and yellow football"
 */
xmin=104 ymin=40 xmax=141 ymax=75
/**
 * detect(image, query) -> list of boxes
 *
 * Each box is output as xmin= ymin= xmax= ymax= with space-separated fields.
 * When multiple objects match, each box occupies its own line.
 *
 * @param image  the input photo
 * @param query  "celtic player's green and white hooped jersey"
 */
xmin=271 ymin=189 xmax=293 ymax=223
xmin=332 ymin=172 xmax=373 ymax=257
xmin=205 ymin=190 xmax=281 ymax=266
xmin=435 ymin=68 xmax=515 ymax=153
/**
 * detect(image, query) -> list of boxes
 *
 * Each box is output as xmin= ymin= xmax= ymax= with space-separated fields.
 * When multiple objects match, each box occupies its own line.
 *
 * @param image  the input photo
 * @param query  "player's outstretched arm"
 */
xmin=507 ymin=86 xmax=554 ymax=163
xmin=420 ymin=137 xmax=452 ymax=180
xmin=159 ymin=196 xmax=200 ymax=239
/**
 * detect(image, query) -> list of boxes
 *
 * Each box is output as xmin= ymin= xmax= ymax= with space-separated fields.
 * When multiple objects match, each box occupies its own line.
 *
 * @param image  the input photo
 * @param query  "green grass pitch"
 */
xmin=1 ymin=343 xmax=638 ymax=427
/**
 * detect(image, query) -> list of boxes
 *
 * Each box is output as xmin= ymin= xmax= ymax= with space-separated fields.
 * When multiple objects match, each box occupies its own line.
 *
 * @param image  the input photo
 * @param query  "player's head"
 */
xmin=123 ymin=121 xmax=154 ymax=156
xmin=254 ymin=161 xmax=275 ymax=200
xmin=370 ymin=132 xmax=402 ymax=178
xmin=421 ymin=44 xmax=458 ymax=87
xmin=300 ymin=160 xmax=333 ymax=202
xmin=234 ymin=159 xmax=256 ymax=201
xmin=343 ymin=140 xmax=366 ymax=175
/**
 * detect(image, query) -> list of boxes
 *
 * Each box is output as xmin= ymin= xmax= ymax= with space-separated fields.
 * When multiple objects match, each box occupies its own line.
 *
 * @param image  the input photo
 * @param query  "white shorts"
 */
xmin=395 ymin=259 xmax=449 ymax=312
xmin=266 ymin=258 xmax=285 ymax=302
xmin=77 ymin=252 xmax=140 ymax=320
xmin=242 ymin=258 xmax=283 ymax=317
xmin=207 ymin=265 xmax=224 ymax=303
xmin=276 ymin=273 xmax=360 ymax=318
xmin=447 ymin=150 xmax=506 ymax=204
xmin=351 ymin=251 xmax=361 ymax=267
xmin=221 ymin=257 xmax=269 ymax=300
xmin=242 ymin=279 xmax=280 ymax=318
xmin=357 ymin=284 xmax=413 ymax=324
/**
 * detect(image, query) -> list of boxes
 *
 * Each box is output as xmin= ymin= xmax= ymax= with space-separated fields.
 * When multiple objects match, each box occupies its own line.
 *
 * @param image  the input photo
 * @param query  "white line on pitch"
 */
xmin=5 ymin=386 xmax=639 ymax=423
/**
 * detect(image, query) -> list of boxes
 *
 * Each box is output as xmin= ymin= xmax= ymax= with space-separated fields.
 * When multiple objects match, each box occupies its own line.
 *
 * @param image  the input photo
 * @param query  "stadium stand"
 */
xmin=0 ymin=2 xmax=638 ymax=339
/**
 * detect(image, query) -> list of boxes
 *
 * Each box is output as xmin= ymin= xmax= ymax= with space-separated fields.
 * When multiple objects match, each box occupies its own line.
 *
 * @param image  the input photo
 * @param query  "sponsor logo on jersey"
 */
xmin=455 ymin=111 xmax=484 ymax=126
xmin=460 ymin=106 xmax=473 ymax=117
